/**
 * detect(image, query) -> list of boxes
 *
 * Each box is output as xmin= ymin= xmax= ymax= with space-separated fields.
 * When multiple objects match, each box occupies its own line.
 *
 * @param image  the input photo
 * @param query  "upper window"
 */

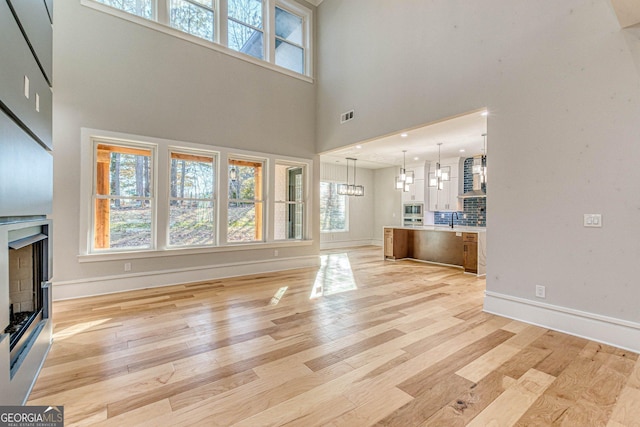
xmin=96 ymin=0 xmax=153 ymax=19
xmin=170 ymin=0 xmax=215 ymax=42
xmin=320 ymin=182 xmax=348 ymax=233
xmin=275 ymin=163 xmax=305 ymax=240
xmin=275 ymin=6 xmax=304 ymax=74
xmin=228 ymin=157 xmax=265 ymax=242
xmin=228 ymin=0 xmax=264 ymax=60
xmin=88 ymin=0 xmax=312 ymax=77
xmin=93 ymin=141 xmax=155 ymax=251
xmin=169 ymin=150 xmax=217 ymax=246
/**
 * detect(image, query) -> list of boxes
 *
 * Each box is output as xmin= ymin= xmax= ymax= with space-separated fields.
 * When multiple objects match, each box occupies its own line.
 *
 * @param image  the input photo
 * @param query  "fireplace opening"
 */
xmin=4 ymin=233 xmax=48 ymax=367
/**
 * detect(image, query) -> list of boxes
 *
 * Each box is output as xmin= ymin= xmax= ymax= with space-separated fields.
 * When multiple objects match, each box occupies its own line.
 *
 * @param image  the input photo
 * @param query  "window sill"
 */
xmin=80 ymin=0 xmax=314 ymax=84
xmin=78 ymin=239 xmax=314 ymax=263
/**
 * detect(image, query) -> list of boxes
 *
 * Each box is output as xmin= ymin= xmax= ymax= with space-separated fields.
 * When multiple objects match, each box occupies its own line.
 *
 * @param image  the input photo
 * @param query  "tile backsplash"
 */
xmin=434 ymin=157 xmax=486 ymax=227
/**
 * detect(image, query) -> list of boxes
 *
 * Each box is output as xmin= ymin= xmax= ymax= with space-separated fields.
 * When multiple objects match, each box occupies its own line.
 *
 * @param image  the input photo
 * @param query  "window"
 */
xmin=169 ymin=151 xmax=217 ymax=246
xmin=170 ymin=0 xmax=215 ymax=42
xmin=320 ymin=182 xmax=348 ymax=233
xmin=274 ymin=6 xmax=304 ymax=74
xmin=93 ymin=141 xmax=155 ymax=251
xmin=228 ymin=158 xmax=264 ymax=242
xmin=227 ymin=0 xmax=264 ymax=60
xmin=95 ymin=0 xmax=153 ymax=19
xmin=275 ymin=163 xmax=304 ymax=240
xmin=86 ymin=0 xmax=312 ymax=77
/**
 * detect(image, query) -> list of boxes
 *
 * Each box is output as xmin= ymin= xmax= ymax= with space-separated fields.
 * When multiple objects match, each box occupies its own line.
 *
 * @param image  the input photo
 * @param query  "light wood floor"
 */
xmin=29 ymin=247 xmax=640 ymax=426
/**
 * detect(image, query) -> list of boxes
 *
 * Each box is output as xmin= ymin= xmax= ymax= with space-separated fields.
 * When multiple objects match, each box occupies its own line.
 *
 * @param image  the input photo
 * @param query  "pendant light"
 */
xmin=472 ymin=133 xmax=488 ymax=184
xmin=428 ymin=143 xmax=451 ymax=190
xmin=395 ymin=150 xmax=414 ymax=192
xmin=337 ymin=158 xmax=364 ymax=196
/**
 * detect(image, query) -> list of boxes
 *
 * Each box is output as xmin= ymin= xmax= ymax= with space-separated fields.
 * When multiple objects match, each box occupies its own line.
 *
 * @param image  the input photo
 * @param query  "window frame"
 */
xmin=272 ymin=1 xmax=308 ymax=75
xmin=91 ymin=138 xmax=158 ymax=253
xmin=84 ymin=0 xmax=313 ymax=79
xmin=226 ymin=156 xmax=267 ymax=243
xmin=274 ymin=161 xmax=306 ymax=241
xmin=167 ymin=148 xmax=219 ymax=248
xmin=319 ymin=181 xmax=349 ymax=234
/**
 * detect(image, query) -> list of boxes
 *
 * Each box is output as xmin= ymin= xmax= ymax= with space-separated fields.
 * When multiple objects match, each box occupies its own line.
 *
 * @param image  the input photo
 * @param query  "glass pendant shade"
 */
xmin=395 ymin=177 xmax=404 ymax=189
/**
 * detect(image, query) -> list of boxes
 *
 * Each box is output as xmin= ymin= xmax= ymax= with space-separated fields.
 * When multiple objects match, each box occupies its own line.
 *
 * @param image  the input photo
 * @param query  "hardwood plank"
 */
xmin=608 ymin=387 xmax=640 ymax=426
xmin=467 ymin=368 xmax=556 ymax=427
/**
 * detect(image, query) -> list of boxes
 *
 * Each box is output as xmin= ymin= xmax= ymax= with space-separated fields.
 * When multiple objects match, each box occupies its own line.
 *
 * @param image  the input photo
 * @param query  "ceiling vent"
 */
xmin=340 ymin=110 xmax=354 ymax=124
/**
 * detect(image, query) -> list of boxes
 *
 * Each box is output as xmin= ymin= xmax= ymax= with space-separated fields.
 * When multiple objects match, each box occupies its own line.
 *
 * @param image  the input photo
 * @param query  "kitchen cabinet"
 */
xmin=384 ymin=228 xmax=410 ymax=260
xmin=401 ymin=165 xmax=425 ymax=203
xmin=462 ymin=232 xmax=478 ymax=273
xmin=427 ymin=158 xmax=462 ymax=212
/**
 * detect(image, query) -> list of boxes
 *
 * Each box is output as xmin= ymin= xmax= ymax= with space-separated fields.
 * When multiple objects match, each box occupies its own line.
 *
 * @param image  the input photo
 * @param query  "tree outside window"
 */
xmin=228 ymin=158 xmax=264 ymax=242
xmin=169 ymin=151 xmax=216 ymax=246
xmin=93 ymin=142 xmax=154 ymax=251
xmin=320 ymin=181 xmax=348 ymax=232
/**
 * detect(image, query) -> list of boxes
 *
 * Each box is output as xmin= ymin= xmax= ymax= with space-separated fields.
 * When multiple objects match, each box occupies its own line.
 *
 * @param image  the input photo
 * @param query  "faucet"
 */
xmin=450 ymin=212 xmax=459 ymax=229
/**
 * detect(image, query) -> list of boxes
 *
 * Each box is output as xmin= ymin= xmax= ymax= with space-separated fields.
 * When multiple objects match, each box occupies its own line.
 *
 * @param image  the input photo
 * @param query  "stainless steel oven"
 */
xmin=403 ymin=203 xmax=423 ymax=217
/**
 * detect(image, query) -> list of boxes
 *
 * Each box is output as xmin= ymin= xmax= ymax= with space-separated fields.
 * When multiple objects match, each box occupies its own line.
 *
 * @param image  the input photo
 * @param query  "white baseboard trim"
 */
xmin=484 ymin=291 xmax=640 ymax=353
xmin=320 ymin=239 xmax=378 ymax=250
xmin=53 ymin=255 xmax=320 ymax=301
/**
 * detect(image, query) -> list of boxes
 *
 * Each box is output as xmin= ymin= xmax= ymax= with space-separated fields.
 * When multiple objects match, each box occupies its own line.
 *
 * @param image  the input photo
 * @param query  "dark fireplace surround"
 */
xmin=0 ymin=218 xmax=52 ymax=405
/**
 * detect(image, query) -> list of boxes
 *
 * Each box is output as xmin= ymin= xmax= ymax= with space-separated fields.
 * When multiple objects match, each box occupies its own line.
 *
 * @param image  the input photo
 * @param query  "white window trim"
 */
xmin=90 ymin=138 xmax=159 ymax=253
xmin=79 ymin=128 xmax=313 ymax=261
xmin=273 ymin=160 xmax=307 ymax=241
xmin=81 ymin=0 xmax=313 ymax=82
xmin=225 ymin=154 xmax=268 ymax=244
xmin=319 ymin=180 xmax=350 ymax=234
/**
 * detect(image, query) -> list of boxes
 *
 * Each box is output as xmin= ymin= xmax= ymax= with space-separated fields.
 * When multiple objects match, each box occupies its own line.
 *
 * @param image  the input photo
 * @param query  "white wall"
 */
xmin=320 ymin=162 xmax=375 ymax=248
xmin=317 ymin=0 xmax=640 ymax=350
xmin=52 ymin=0 xmax=319 ymax=299
xmin=373 ymin=167 xmax=402 ymax=245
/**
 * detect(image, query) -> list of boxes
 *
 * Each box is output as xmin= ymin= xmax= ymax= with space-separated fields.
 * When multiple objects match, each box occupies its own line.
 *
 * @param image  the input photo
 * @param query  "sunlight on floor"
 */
xmin=310 ymin=253 xmax=358 ymax=299
xmin=53 ymin=318 xmax=111 ymax=341
xmin=269 ymin=286 xmax=289 ymax=305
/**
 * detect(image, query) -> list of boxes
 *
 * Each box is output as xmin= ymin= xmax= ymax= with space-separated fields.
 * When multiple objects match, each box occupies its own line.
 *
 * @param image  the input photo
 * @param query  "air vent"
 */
xmin=340 ymin=110 xmax=355 ymax=124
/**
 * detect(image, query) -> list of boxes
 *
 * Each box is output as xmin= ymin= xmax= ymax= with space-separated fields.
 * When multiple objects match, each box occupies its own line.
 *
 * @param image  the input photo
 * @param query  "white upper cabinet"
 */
xmin=401 ymin=165 xmax=425 ymax=203
xmin=427 ymin=158 xmax=463 ymax=212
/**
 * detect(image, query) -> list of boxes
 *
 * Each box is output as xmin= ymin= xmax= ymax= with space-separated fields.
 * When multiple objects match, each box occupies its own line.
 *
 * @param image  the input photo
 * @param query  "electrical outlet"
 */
xmin=274 ymin=250 xmax=278 ymax=257
xmin=124 ymin=262 xmax=131 ymax=272
xmin=535 ymin=285 xmax=546 ymax=299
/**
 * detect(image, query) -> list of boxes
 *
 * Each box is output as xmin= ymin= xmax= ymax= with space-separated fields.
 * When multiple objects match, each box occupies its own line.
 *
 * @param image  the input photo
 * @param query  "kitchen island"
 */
xmin=383 ymin=226 xmax=486 ymax=275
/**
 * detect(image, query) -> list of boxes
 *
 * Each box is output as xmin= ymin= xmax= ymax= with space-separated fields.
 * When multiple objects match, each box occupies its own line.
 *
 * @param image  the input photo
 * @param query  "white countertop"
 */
xmin=385 ymin=225 xmax=487 ymax=233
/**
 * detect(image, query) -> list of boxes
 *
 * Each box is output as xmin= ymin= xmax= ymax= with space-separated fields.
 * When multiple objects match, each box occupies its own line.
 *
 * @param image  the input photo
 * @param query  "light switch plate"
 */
xmin=584 ymin=214 xmax=602 ymax=227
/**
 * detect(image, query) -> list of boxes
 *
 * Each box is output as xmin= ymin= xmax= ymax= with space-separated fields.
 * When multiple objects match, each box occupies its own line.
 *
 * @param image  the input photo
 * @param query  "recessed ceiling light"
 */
xmin=400 ymin=133 xmax=408 ymax=138
xmin=481 ymin=111 xmax=489 ymax=117
xmin=356 ymin=145 xmax=362 ymax=149
xmin=459 ymin=149 xmax=466 ymax=153
xmin=413 ymin=157 xmax=419 ymax=161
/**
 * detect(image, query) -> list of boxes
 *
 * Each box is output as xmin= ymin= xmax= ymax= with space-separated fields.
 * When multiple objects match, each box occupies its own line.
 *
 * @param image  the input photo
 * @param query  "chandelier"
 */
xmin=337 ymin=158 xmax=364 ymax=196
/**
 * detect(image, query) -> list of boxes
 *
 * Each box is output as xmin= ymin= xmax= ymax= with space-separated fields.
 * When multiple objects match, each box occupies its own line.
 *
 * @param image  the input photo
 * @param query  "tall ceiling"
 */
xmin=321 ymin=110 xmax=488 ymax=169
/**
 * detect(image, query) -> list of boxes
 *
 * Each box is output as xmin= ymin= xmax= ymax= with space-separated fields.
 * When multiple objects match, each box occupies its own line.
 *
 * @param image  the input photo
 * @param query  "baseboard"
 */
xmin=53 ymin=255 xmax=320 ymax=300
xmin=484 ymin=291 xmax=640 ymax=353
xmin=320 ymin=239 xmax=378 ymax=250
